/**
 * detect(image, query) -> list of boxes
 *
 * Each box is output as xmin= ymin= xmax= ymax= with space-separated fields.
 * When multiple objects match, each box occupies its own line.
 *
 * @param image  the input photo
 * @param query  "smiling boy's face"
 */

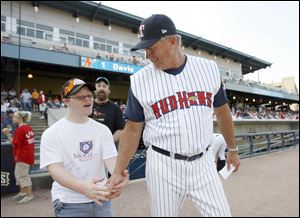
xmin=64 ymin=86 xmax=94 ymax=116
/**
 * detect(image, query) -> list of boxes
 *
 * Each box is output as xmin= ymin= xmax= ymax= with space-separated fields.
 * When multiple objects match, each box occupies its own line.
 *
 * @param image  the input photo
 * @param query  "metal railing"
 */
xmin=28 ymin=129 xmax=299 ymax=177
xmin=235 ymin=130 xmax=299 ymax=158
xmin=127 ymin=130 xmax=299 ymax=179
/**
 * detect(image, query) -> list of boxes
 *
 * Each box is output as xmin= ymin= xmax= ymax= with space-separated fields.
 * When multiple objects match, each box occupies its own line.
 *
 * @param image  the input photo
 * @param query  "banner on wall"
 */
xmin=81 ymin=57 xmax=143 ymax=74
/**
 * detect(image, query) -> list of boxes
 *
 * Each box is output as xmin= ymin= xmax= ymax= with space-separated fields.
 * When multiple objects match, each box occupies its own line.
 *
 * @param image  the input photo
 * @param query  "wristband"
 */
xmin=228 ymin=146 xmax=238 ymax=152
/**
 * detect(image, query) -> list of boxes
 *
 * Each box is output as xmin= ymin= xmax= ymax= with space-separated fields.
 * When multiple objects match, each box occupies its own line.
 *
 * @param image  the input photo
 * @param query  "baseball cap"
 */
xmin=61 ymin=78 xmax=95 ymax=98
xmin=131 ymin=14 xmax=177 ymax=51
xmin=95 ymin=77 xmax=110 ymax=86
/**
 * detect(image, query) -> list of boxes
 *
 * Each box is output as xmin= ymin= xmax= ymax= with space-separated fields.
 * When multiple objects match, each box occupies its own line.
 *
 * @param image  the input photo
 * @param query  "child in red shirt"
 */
xmin=2 ymin=111 xmax=35 ymax=204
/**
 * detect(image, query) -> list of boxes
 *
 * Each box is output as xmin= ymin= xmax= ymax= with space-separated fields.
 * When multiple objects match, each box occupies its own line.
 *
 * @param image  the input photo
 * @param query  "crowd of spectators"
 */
xmin=230 ymin=105 xmax=299 ymax=120
xmin=2 ymin=86 xmax=298 ymax=142
xmin=1 ymin=88 xmax=68 ymax=141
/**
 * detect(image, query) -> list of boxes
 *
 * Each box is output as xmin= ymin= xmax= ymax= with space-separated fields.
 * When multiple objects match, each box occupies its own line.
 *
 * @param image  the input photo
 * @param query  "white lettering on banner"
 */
xmin=27 ymin=138 xmax=35 ymax=144
xmin=1 ymin=172 xmax=10 ymax=186
xmin=113 ymin=63 xmax=134 ymax=73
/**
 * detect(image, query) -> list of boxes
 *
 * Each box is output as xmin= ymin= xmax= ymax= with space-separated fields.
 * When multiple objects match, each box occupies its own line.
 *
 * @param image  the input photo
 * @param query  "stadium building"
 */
xmin=1 ymin=1 xmax=298 ymax=108
xmin=1 ymin=1 xmax=299 ymax=190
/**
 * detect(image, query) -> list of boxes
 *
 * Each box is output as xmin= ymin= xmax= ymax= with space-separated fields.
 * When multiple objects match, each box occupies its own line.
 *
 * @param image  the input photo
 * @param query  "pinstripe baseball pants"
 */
xmin=146 ymin=146 xmax=231 ymax=217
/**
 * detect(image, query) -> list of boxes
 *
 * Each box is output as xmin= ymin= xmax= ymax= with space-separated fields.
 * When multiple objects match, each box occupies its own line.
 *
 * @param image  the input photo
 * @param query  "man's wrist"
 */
xmin=227 ymin=146 xmax=238 ymax=152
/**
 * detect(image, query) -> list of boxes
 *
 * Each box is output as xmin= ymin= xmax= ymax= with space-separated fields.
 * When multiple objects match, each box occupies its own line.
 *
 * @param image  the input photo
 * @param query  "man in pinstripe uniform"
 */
xmin=108 ymin=14 xmax=240 ymax=217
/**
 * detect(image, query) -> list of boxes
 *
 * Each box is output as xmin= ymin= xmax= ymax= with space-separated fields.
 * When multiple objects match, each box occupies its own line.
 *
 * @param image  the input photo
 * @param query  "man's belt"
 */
xmin=151 ymin=145 xmax=210 ymax=161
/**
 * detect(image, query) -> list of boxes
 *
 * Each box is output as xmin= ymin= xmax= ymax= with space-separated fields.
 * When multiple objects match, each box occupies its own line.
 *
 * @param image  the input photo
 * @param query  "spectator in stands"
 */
xmin=1 ymin=109 xmax=16 ymax=140
xmin=1 ymin=100 xmax=9 ymax=113
xmin=20 ymin=89 xmax=32 ymax=111
xmin=90 ymin=77 xmax=125 ymax=145
xmin=279 ymin=111 xmax=286 ymax=119
xmin=1 ymin=109 xmax=17 ymax=136
xmin=1 ymin=36 xmax=10 ymax=43
xmin=108 ymin=51 xmax=114 ymax=61
xmin=9 ymin=98 xmax=21 ymax=112
xmin=39 ymin=78 xmax=127 ymax=216
xmin=62 ymin=43 xmax=69 ymax=52
xmin=53 ymin=97 xmax=62 ymax=108
xmin=1 ymin=88 xmax=8 ymax=100
xmin=8 ymin=88 xmax=17 ymax=100
xmin=31 ymin=89 xmax=40 ymax=111
xmin=132 ymin=55 xmax=138 ymax=65
xmin=2 ymin=111 xmax=35 ymax=204
xmin=38 ymin=90 xmax=46 ymax=119
xmin=96 ymin=53 xmax=101 ymax=59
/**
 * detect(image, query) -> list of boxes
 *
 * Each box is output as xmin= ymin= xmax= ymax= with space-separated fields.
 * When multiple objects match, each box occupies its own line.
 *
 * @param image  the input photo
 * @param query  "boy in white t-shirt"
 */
xmin=211 ymin=133 xmax=227 ymax=171
xmin=40 ymin=78 xmax=128 ymax=217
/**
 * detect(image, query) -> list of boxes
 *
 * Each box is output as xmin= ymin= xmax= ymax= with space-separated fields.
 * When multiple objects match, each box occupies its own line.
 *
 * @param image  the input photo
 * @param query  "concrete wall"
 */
xmin=214 ymin=119 xmax=299 ymax=134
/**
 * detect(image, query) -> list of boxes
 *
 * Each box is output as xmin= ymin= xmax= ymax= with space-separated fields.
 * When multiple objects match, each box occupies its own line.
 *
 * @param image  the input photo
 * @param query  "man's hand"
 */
xmin=226 ymin=151 xmax=240 ymax=172
xmin=107 ymin=170 xmax=129 ymax=189
xmin=106 ymin=188 xmax=122 ymax=199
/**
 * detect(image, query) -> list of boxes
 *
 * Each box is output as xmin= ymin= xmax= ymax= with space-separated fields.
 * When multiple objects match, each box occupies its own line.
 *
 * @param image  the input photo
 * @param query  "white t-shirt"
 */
xmin=211 ymin=133 xmax=226 ymax=161
xmin=40 ymin=117 xmax=117 ymax=203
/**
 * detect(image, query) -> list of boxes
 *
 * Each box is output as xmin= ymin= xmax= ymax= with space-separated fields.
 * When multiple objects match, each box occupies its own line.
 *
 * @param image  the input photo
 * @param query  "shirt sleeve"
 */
xmin=213 ymin=83 xmax=228 ymax=108
xmin=124 ymin=87 xmax=145 ymax=122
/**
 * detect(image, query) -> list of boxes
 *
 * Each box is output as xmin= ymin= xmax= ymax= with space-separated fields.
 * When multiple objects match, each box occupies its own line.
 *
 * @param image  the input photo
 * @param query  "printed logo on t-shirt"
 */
xmin=93 ymin=111 xmax=105 ymax=123
xmin=80 ymin=141 xmax=93 ymax=154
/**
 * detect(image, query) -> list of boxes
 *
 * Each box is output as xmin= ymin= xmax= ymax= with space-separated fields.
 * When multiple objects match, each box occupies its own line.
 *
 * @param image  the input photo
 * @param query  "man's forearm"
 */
xmin=114 ymin=121 xmax=143 ymax=174
xmin=113 ymin=130 xmax=123 ymax=143
xmin=215 ymin=104 xmax=236 ymax=148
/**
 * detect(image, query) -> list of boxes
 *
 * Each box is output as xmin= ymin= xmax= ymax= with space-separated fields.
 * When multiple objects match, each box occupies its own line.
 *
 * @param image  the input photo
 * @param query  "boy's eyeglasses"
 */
xmin=69 ymin=94 xmax=94 ymax=101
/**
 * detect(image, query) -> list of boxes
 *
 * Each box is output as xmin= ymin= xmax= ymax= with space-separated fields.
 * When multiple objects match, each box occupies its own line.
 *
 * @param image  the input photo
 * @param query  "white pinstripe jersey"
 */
xmin=130 ymin=54 xmax=221 ymax=156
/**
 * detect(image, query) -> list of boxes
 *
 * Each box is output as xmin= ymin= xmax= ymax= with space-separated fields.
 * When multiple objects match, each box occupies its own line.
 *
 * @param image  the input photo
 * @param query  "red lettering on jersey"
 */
xmin=177 ymin=91 xmax=189 ymax=109
xmin=168 ymin=95 xmax=178 ymax=111
xmin=159 ymin=98 xmax=169 ymax=114
xmin=206 ymin=92 xmax=212 ymax=108
xmin=197 ymin=91 xmax=206 ymax=106
xmin=151 ymin=102 xmax=161 ymax=119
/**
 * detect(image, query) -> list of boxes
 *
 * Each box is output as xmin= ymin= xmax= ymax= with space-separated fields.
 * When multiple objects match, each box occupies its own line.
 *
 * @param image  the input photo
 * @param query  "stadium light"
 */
xmin=32 ymin=1 xmax=39 ymax=13
xmin=27 ymin=73 xmax=33 ymax=79
xmin=253 ymin=99 xmax=255 ymax=102
xmin=104 ymin=18 xmax=111 ymax=30
xmin=233 ymin=96 xmax=236 ymax=100
xmin=73 ymin=10 xmax=80 ymax=23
